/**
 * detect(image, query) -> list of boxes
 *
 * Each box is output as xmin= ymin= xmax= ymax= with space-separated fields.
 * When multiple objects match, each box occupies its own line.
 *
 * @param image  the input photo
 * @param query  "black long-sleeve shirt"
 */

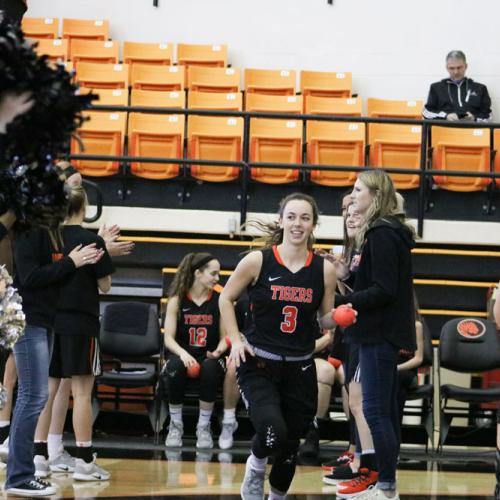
xmin=337 ymin=216 xmax=417 ymax=351
xmin=13 ymin=228 xmax=76 ymax=329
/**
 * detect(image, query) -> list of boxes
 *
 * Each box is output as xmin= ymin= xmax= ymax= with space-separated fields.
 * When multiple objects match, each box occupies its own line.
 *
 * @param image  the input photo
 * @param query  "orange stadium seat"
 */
xmin=70 ymin=39 xmax=119 ymax=66
xmin=128 ymin=113 xmax=185 ymax=180
xmin=123 ymin=41 xmax=173 ymax=76
xmin=367 ymin=98 xmax=422 ymax=119
xmin=187 ymin=66 xmax=240 ymax=93
xmin=304 ymin=96 xmax=362 ymax=116
xmin=188 ymin=91 xmax=242 ymax=111
xmin=367 ymin=100 xmax=422 ymax=190
xmin=76 ymin=62 xmax=129 ymax=90
xmin=22 ymin=17 xmax=59 ymax=39
xmin=71 ymin=111 xmax=126 ymax=176
xmin=493 ymin=129 xmax=500 ymax=186
xmin=83 ymin=88 xmax=128 ymax=107
xmin=131 ymin=89 xmax=185 ymax=109
xmin=368 ymin=123 xmax=422 ymax=189
xmin=245 ymin=94 xmax=303 ymax=114
xmin=307 ymin=121 xmax=365 ymax=187
xmin=250 ymin=118 xmax=302 ymax=184
xmin=33 ymin=38 xmax=68 ymax=63
xmin=188 ymin=116 xmax=243 ymax=182
xmin=432 ymin=126 xmax=491 ymax=192
xmin=300 ymin=70 xmax=352 ymax=98
xmin=177 ymin=43 xmax=228 ymax=68
xmin=62 ymin=18 xmax=109 ymax=42
xmin=245 ymin=69 xmax=296 ymax=96
xmin=131 ymin=64 xmax=185 ymax=92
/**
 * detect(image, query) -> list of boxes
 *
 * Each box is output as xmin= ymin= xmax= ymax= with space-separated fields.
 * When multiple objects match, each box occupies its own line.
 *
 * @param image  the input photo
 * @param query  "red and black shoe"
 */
xmin=336 ymin=468 xmax=379 ymax=498
xmin=323 ymin=464 xmax=359 ymax=485
xmin=321 ymin=450 xmax=354 ymax=474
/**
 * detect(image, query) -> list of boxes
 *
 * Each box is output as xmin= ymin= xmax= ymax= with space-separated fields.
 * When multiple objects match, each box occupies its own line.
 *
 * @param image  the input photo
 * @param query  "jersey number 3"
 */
xmin=280 ymin=305 xmax=298 ymax=334
xmin=189 ymin=327 xmax=207 ymax=347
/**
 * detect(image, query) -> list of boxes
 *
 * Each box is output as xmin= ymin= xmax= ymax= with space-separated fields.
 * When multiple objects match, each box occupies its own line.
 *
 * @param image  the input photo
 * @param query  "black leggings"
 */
xmin=238 ymin=356 xmax=317 ymax=493
xmin=164 ymin=354 xmax=225 ymax=405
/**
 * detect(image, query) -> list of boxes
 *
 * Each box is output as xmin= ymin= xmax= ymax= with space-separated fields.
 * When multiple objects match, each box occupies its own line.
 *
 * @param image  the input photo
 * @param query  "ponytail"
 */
xmin=168 ymin=252 xmax=216 ymax=305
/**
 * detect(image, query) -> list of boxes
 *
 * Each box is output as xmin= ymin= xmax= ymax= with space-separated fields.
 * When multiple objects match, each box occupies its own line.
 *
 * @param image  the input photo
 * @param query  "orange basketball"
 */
xmin=333 ymin=305 xmax=356 ymax=328
xmin=187 ymin=362 xmax=200 ymax=379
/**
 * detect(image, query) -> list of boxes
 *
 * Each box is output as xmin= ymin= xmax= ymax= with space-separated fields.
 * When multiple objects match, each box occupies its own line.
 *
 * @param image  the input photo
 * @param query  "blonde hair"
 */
xmin=65 ymin=185 xmax=88 ymax=219
xmin=247 ymin=192 xmax=319 ymax=251
xmin=355 ymin=170 xmax=414 ymax=247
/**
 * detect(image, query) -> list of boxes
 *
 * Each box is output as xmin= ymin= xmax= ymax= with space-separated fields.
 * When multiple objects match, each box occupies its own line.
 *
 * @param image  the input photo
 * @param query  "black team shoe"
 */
xmin=298 ymin=426 xmax=320 ymax=458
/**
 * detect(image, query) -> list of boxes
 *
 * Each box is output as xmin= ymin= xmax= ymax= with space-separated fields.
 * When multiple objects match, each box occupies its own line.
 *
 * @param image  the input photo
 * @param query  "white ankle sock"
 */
xmin=169 ymin=404 xmax=183 ymax=423
xmin=47 ymin=433 xmax=64 ymax=459
xmin=222 ymin=408 xmax=236 ymax=423
xmin=249 ymin=453 xmax=268 ymax=471
xmin=198 ymin=408 xmax=213 ymax=427
xmin=0 ymin=420 xmax=10 ymax=427
xmin=76 ymin=441 xmax=92 ymax=448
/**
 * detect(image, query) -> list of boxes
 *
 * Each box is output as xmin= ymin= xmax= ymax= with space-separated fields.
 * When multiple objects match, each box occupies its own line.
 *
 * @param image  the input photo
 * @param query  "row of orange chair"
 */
xmin=23 ymin=17 xmax=230 ymax=69
xmin=22 ymin=17 xmax=109 ymax=41
xmin=85 ymin=86 xmax=420 ymax=118
xmin=71 ymin=106 xmax=499 ymax=192
xmin=33 ymin=38 xmax=229 ymax=70
xmin=23 ymin=18 xmax=354 ymax=100
xmin=38 ymin=48 xmax=352 ymax=99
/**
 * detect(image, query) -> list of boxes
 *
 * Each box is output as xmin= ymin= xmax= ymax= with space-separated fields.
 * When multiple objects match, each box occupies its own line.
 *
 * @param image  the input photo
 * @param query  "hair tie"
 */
xmin=192 ymin=254 xmax=215 ymax=272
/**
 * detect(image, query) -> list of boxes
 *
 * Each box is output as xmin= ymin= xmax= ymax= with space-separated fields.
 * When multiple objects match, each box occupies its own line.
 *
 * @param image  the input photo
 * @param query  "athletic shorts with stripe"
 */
xmin=49 ymin=334 xmax=101 ymax=378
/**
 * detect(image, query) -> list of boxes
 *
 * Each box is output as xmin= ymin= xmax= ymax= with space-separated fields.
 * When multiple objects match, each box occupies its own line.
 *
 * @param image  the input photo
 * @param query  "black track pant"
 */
xmin=238 ymin=356 xmax=317 ymax=493
xmin=164 ymin=354 xmax=225 ymax=404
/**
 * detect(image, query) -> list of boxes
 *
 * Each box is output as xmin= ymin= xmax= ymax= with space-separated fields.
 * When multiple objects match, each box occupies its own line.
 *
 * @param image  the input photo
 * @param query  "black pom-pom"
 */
xmin=0 ymin=17 xmax=96 ymax=229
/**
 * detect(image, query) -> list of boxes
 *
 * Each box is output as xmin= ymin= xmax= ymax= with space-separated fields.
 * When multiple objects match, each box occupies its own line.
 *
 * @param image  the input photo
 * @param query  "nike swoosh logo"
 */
xmin=301 ymin=364 xmax=312 ymax=371
xmin=182 ymin=308 xmax=191 ymax=312
xmin=268 ymin=276 xmax=281 ymax=282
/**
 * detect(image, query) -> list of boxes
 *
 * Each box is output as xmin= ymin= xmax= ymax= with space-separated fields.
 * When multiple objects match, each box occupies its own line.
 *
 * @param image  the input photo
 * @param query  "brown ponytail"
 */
xmin=168 ymin=252 xmax=216 ymax=305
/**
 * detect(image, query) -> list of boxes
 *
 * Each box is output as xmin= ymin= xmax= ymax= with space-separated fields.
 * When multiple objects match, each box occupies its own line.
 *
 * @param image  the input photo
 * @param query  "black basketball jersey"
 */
xmin=177 ymin=290 xmax=220 ymax=357
xmin=245 ymin=246 xmax=325 ymax=357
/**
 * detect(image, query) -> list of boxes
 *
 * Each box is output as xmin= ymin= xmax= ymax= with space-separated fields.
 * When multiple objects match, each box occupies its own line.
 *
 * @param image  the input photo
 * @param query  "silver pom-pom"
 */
xmin=0 ymin=384 xmax=7 ymax=411
xmin=0 ymin=265 xmax=25 ymax=350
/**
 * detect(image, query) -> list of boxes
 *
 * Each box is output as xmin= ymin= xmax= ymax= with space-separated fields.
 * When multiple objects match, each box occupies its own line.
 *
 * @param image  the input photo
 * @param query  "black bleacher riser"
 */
xmin=87 ymin=173 xmax=500 ymax=223
xmin=413 ymin=254 xmax=500 ymax=281
xmin=414 ymin=285 xmax=488 ymax=311
xmin=112 ymin=240 xmax=246 ymax=269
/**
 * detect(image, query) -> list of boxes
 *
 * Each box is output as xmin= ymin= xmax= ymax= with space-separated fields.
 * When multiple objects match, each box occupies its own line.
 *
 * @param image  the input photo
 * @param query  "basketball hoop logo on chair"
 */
xmin=456 ymin=319 xmax=486 ymax=339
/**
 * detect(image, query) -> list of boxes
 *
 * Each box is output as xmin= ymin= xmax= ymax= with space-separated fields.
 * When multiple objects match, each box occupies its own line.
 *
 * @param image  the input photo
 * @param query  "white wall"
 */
xmin=26 ymin=0 xmax=500 ymax=118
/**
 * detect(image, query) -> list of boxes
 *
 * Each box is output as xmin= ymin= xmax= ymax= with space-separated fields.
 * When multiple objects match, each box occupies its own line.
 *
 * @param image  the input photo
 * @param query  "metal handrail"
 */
xmin=69 ymin=104 xmax=500 ymax=235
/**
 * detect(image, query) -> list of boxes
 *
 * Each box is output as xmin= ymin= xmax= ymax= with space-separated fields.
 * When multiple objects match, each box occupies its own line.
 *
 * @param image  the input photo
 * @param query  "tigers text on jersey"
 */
xmin=245 ymin=246 xmax=324 ymax=357
xmin=177 ymin=290 xmax=220 ymax=356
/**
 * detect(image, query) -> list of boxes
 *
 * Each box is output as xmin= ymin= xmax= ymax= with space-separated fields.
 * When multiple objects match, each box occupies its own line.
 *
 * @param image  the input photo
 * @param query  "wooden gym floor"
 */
xmin=0 ymin=438 xmax=495 ymax=499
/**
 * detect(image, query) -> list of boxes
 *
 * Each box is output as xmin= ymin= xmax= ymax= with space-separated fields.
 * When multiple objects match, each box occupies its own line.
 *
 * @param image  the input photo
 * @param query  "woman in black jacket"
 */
xmin=6 ymin=224 xmax=102 ymax=496
xmin=337 ymin=170 xmax=416 ymax=500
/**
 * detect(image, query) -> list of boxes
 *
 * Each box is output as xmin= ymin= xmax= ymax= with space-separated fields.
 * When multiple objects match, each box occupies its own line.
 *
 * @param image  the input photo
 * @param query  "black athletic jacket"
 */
xmin=422 ymin=77 xmax=491 ymax=122
xmin=336 ymin=216 xmax=416 ymax=351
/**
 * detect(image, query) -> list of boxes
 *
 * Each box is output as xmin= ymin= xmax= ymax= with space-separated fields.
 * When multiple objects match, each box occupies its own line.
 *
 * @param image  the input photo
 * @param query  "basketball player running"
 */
xmin=220 ymin=193 xmax=348 ymax=500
